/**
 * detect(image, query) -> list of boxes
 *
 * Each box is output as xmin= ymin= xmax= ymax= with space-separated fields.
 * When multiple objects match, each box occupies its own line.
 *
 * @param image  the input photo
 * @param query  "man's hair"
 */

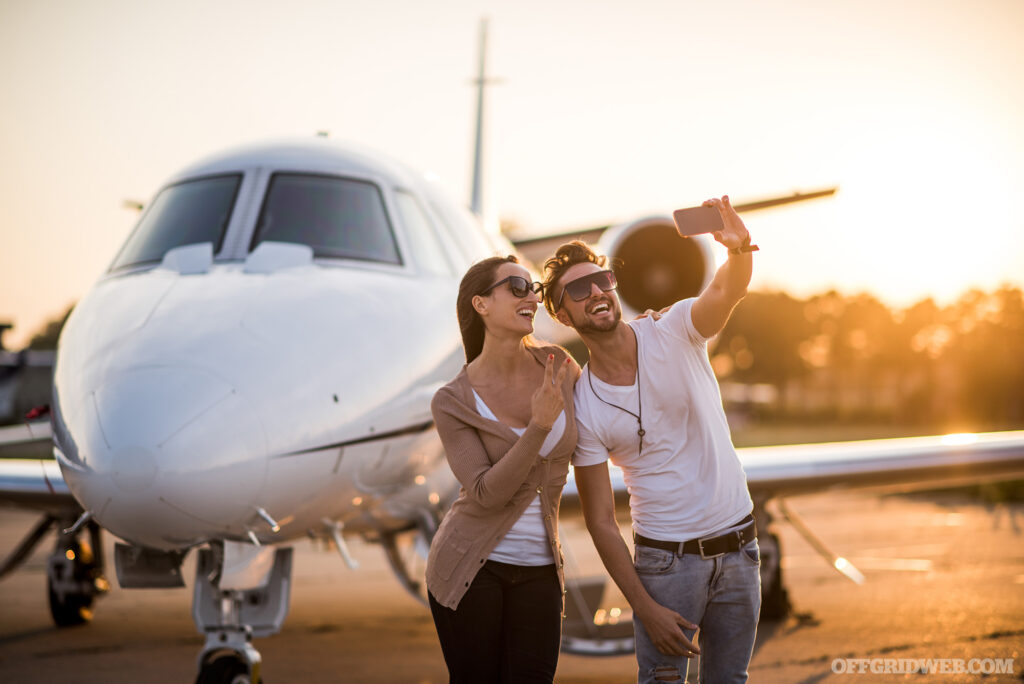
xmin=541 ymin=240 xmax=608 ymax=317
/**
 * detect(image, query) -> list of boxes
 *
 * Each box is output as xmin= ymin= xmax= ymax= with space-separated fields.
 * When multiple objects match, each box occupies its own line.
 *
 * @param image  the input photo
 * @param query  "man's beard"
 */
xmin=567 ymin=296 xmax=621 ymax=335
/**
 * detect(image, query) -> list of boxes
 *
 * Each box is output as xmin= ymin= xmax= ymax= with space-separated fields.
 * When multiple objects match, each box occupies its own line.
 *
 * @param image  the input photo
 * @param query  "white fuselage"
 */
xmin=51 ymin=139 xmax=519 ymax=550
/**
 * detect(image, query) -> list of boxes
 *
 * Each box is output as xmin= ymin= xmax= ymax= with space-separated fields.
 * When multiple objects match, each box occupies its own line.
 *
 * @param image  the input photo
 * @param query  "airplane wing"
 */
xmin=0 ymin=457 xmax=78 ymax=513
xmin=561 ymin=430 xmax=1024 ymax=510
xmin=0 ymin=422 xmax=55 ymax=460
xmin=508 ymin=188 xmax=837 ymax=266
xmin=741 ymin=430 xmax=1024 ymax=497
xmin=0 ymin=422 xmax=80 ymax=513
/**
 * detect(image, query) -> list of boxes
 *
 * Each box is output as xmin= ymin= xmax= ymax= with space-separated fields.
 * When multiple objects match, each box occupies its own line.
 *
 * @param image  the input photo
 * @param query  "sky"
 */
xmin=1 ymin=0 xmax=1022 ymax=348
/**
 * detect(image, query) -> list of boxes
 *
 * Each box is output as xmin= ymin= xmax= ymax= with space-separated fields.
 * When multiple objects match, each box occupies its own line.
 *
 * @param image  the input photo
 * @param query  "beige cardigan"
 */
xmin=426 ymin=343 xmax=580 ymax=610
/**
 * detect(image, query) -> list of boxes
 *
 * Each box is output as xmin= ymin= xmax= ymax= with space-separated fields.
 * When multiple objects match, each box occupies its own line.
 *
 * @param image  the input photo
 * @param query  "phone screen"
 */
xmin=672 ymin=206 xmax=724 ymax=236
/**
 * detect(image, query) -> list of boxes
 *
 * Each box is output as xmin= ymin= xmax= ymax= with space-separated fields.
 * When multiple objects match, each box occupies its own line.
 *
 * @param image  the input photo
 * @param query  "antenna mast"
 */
xmin=469 ymin=18 xmax=489 ymax=216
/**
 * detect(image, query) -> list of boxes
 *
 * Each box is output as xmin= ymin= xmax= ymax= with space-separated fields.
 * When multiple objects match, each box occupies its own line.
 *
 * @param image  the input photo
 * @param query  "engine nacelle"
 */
xmin=596 ymin=216 xmax=716 ymax=317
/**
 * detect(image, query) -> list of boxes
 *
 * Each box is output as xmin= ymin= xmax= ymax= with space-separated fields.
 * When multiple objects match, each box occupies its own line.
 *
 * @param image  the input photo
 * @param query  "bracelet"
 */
xmin=729 ymin=235 xmax=759 ymax=255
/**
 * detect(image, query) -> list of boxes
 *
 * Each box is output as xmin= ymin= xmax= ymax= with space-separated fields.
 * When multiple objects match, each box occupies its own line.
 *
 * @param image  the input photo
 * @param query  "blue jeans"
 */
xmin=633 ymin=538 xmax=761 ymax=683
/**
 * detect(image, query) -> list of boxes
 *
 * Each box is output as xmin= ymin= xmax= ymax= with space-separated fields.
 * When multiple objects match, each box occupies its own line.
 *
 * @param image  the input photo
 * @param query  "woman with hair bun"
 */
xmin=427 ymin=255 xmax=580 ymax=683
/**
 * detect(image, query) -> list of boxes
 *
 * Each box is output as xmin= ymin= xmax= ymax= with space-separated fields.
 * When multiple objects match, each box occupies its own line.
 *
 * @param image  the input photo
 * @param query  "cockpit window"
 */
xmin=394 ymin=190 xmax=454 ymax=276
xmin=251 ymin=173 xmax=401 ymax=265
xmin=109 ymin=174 xmax=241 ymax=272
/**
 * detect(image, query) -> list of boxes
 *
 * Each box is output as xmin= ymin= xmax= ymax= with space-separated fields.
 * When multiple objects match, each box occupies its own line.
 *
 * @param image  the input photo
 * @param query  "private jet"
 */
xmin=2 ymin=21 xmax=1024 ymax=684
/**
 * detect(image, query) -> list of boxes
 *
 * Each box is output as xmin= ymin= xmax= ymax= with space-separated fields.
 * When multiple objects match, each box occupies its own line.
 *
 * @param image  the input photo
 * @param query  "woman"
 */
xmin=427 ymin=255 xmax=580 ymax=683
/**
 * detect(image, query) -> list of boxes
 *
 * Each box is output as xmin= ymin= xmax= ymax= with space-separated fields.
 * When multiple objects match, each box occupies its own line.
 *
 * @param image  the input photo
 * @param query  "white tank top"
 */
xmin=473 ymin=390 xmax=563 ymax=566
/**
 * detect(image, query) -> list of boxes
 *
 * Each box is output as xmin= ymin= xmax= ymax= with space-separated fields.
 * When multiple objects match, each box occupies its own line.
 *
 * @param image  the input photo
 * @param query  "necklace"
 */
xmin=587 ymin=333 xmax=645 ymax=455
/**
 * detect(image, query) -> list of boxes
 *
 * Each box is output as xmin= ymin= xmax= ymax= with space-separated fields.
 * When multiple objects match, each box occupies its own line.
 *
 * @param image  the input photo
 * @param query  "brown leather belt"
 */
xmin=634 ymin=514 xmax=757 ymax=559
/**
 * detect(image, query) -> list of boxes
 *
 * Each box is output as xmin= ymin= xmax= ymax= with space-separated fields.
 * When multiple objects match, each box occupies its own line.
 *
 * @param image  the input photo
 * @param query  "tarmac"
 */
xmin=1 ymin=489 xmax=1022 ymax=683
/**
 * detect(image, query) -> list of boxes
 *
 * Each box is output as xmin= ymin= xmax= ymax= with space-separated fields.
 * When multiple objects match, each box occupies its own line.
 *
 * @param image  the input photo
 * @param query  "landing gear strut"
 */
xmin=192 ymin=544 xmax=293 ymax=684
xmin=380 ymin=511 xmax=438 ymax=605
xmin=754 ymin=504 xmax=790 ymax=621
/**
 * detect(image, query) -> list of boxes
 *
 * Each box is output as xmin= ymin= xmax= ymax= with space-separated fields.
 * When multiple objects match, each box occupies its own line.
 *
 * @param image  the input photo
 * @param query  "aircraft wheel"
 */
xmin=47 ymin=582 xmax=94 ymax=626
xmin=759 ymin=531 xmax=790 ymax=621
xmin=195 ymin=653 xmax=254 ymax=684
xmin=47 ymin=537 xmax=97 ymax=627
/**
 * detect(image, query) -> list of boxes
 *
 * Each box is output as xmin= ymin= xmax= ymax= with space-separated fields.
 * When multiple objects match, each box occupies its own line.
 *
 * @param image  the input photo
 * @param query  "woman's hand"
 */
xmin=531 ymin=354 xmax=570 ymax=429
xmin=634 ymin=306 xmax=670 ymax=321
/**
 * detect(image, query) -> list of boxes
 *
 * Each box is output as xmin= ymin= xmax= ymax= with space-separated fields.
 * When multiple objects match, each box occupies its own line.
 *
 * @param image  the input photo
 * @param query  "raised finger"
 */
xmin=544 ymin=354 xmax=555 ymax=384
xmin=555 ymin=357 xmax=570 ymax=385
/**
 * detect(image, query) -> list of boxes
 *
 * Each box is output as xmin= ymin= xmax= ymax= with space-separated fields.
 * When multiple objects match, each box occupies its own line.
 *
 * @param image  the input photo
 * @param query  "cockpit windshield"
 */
xmin=250 ymin=173 xmax=401 ymax=265
xmin=109 ymin=174 xmax=241 ymax=272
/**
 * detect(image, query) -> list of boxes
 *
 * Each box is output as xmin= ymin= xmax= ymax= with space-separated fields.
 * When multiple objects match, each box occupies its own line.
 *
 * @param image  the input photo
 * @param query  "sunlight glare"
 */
xmin=940 ymin=433 xmax=978 ymax=446
xmin=824 ymin=109 xmax=1015 ymax=305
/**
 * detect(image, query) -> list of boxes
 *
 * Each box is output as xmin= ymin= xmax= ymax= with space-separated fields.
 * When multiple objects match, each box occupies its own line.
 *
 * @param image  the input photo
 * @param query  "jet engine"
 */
xmin=595 ymin=216 xmax=717 ymax=317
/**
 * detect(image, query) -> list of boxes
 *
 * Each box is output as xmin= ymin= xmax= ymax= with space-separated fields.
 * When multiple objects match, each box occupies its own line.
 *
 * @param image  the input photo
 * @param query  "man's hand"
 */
xmin=703 ymin=195 xmax=750 ymax=251
xmin=635 ymin=600 xmax=701 ymax=657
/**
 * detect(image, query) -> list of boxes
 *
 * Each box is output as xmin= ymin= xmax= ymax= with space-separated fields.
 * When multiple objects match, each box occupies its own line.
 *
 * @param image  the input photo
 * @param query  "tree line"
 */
xmin=716 ymin=286 xmax=1024 ymax=430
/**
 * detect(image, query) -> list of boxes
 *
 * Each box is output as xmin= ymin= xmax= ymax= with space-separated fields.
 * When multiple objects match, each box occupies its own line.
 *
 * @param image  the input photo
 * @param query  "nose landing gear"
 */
xmin=192 ymin=543 xmax=294 ymax=684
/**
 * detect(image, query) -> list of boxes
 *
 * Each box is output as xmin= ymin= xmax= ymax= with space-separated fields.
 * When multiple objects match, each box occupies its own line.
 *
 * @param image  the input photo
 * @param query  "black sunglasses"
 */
xmin=555 ymin=269 xmax=618 ymax=310
xmin=481 ymin=275 xmax=544 ymax=298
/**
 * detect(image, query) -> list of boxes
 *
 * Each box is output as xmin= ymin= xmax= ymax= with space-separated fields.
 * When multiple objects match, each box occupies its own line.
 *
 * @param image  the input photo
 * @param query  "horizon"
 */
xmin=4 ymin=279 xmax=1020 ymax=352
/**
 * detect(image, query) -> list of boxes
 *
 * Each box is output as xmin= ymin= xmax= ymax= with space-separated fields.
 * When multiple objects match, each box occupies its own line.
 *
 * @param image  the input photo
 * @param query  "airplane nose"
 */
xmin=61 ymin=366 xmax=268 ymax=549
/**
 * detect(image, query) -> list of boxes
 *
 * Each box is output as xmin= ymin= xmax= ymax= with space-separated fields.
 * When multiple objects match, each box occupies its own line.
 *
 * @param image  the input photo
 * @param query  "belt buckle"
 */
xmin=697 ymin=537 xmax=724 ymax=560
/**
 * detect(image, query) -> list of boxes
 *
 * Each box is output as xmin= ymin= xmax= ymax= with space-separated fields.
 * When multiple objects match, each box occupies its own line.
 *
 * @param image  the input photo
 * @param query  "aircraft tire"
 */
xmin=47 ymin=582 xmax=94 ymax=626
xmin=47 ymin=537 xmax=97 ymax=627
xmin=195 ymin=654 xmax=253 ymax=684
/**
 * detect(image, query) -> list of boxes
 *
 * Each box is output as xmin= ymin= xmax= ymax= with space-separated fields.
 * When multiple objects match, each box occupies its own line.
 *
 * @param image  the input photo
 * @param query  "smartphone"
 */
xmin=672 ymin=205 xmax=724 ymax=237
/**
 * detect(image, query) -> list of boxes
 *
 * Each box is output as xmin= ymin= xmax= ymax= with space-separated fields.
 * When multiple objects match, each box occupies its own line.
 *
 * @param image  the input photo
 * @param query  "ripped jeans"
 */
xmin=633 ymin=538 xmax=761 ymax=683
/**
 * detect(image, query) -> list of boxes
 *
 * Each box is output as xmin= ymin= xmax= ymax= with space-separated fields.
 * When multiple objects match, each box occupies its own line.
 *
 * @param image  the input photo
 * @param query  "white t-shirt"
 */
xmin=473 ymin=390 xmax=564 ymax=566
xmin=573 ymin=298 xmax=753 ymax=541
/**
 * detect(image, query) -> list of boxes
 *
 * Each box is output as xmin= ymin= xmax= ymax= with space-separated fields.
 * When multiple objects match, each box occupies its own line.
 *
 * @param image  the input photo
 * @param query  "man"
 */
xmin=542 ymin=196 xmax=760 ymax=683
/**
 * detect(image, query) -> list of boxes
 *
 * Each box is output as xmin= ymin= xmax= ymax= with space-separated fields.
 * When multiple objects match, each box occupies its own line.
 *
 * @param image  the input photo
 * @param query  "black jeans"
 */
xmin=429 ymin=560 xmax=562 ymax=684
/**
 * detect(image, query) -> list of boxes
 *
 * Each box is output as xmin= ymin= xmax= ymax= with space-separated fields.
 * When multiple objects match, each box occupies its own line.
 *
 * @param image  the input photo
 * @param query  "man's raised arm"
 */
xmin=691 ymin=195 xmax=755 ymax=339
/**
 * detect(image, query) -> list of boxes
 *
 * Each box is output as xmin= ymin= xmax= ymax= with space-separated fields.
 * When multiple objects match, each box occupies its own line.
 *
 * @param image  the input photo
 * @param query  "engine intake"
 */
xmin=597 ymin=217 xmax=715 ymax=316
